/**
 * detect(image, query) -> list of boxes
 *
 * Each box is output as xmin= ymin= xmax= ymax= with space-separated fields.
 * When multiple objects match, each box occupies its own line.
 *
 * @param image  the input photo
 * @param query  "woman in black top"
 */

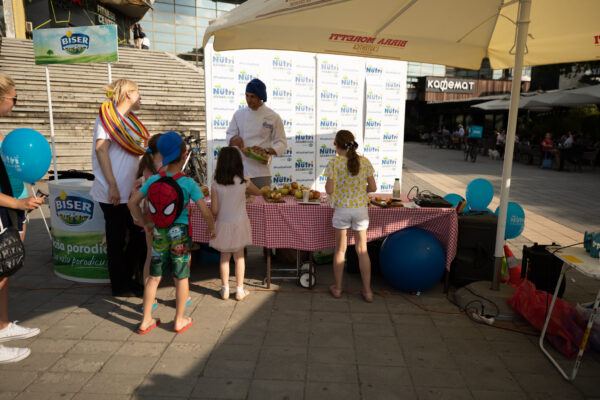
xmin=132 ymin=23 xmax=143 ymax=49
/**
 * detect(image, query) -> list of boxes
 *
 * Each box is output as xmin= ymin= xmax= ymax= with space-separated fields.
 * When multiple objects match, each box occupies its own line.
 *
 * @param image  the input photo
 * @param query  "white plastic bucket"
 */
xmin=48 ymin=179 xmax=109 ymax=283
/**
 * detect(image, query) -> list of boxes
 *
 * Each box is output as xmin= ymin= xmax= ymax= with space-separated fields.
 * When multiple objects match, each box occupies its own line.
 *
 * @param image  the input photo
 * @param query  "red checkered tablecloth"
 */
xmin=190 ymin=196 xmax=458 ymax=270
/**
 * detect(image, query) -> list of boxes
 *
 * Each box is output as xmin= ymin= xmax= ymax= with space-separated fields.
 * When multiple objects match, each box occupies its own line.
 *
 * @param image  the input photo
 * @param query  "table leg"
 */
xmin=571 ymin=287 xmax=600 ymax=380
xmin=266 ymin=247 xmax=271 ymax=289
xmin=539 ymin=263 xmax=574 ymax=380
xmin=309 ymin=251 xmax=314 ymax=290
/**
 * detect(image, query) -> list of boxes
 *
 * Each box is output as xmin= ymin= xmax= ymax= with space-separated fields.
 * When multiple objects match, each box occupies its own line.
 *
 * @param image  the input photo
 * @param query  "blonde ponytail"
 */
xmin=103 ymin=79 xmax=138 ymax=105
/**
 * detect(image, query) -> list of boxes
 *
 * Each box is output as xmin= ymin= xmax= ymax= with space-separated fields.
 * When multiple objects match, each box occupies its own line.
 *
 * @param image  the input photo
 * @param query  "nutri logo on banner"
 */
xmin=319 ymin=89 xmax=339 ymax=103
xmin=363 ymin=143 xmax=380 ymax=158
xmin=365 ymin=118 xmax=382 ymax=136
xmin=237 ymin=70 xmax=257 ymax=84
xmin=320 ymin=60 xmax=340 ymax=78
xmin=365 ymin=64 xmax=383 ymax=77
xmin=277 ymin=146 xmax=293 ymax=161
xmin=318 ymin=144 xmax=336 ymax=159
xmin=385 ymin=80 xmax=403 ymax=94
xmin=367 ymin=90 xmax=383 ymax=105
xmin=213 ymin=115 xmax=229 ymax=134
xmin=383 ymin=131 xmax=400 ymax=146
xmin=294 ymin=73 xmax=315 ymax=89
xmin=381 ymin=155 xmax=398 ymax=171
xmin=295 ymin=158 xmax=314 ymax=174
xmin=340 ymin=76 xmax=359 ymax=91
xmin=272 ymin=173 xmax=293 ymax=185
xmin=294 ymin=130 xmax=314 ymax=147
xmin=340 ymin=104 xmax=359 ymax=120
xmin=295 ymin=102 xmax=315 ymax=116
xmin=213 ymin=85 xmax=235 ymax=102
xmin=213 ymin=53 xmax=235 ymax=71
xmin=379 ymin=179 xmax=394 ymax=193
xmin=272 ymin=56 xmax=292 ymax=73
xmin=272 ymin=87 xmax=292 ymax=103
xmin=384 ymin=105 xmax=400 ymax=120
xmin=319 ymin=117 xmax=338 ymax=133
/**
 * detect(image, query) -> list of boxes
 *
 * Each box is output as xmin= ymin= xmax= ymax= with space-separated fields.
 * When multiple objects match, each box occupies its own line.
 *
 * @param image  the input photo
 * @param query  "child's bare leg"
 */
xmin=220 ymin=252 xmax=231 ymax=286
xmin=233 ymin=248 xmax=245 ymax=288
xmin=173 ymin=277 xmax=191 ymax=331
xmin=354 ymin=230 xmax=372 ymax=301
xmin=331 ymin=229 xmax=347 ymax=295
xmin=143 ymin=230 xmax=153 ymax=285
xmin=140 ymin=276 xmax=161 ymax=329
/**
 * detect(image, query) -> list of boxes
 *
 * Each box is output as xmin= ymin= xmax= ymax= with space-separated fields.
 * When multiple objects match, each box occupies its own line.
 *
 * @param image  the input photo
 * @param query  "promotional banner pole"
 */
xmin=45 ymin=65 xmax=59 ymax=181
xmin=107 ymin=63 xmax=112 ymax=83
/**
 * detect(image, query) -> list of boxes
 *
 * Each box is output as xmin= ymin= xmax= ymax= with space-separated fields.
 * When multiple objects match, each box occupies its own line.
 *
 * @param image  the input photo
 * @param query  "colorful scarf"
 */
xmin=99 ymin=102 xmax=149 ymax=156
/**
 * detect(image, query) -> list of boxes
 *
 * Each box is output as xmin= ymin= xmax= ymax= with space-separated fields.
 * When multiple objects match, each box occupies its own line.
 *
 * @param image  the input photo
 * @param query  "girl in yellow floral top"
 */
xmin=325 ymin=130 xmax=377 ymax=302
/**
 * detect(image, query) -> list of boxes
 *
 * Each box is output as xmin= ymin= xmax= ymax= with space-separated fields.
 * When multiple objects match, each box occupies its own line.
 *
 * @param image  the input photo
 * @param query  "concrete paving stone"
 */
xmin=498 ymin=352 xmax=556 ymax=374
xmin=444 ymin=338 xmax=495 ymax=357
xmin=264 ymin=330 xmax=309 ymax=347
xmin=14 ymin=393 xmax=75 ymax=400
xmin=438 ymin=325 xmax=487 ymax=340
xmin=469 ymin=390 xmax=529 ymax=400
xmin=150 ymin=355 xmax=206 ymax=377
xmin=357 ymin=365 xmax=412 ymax=386
xmin=80 ymin=373 xmax=146 ymax=395
xmin=0 ymin=370 xmax=38 ymax=392
xmin=309 ymin=329 xmax=354 ymax=349
xmin=0 ymin=350 xmax=62 ymax=372
xmin=82 ymin=317 xmax=134 ymax=341
xmin=174 ymin=325 xmax=222 ymax=345
xmin=305 ymin=382 xmax=360 ymax=400
xmin=402 ymin=348 xmax=457 ymax=370
xmin=67 ymin=339 xmax=123 ymax=356
xmin=202 ymin=358 xmax=256 ymax=379
xmin=254 ymin=359 xmax=306 ymax=381
xmin=307 ymin=362 xmax=358 ymax=383
xmin=273 ymin=292 xmax=312 ymax=311
xmin=527 ymin=392 xmax=586 ymax=400
xmin=269 ymin=309 xmax=310 ymax=324
xmin=490 ymin=338 xmax=542 ymax=357
xmin=360 ymin=383 xmax=417 ymax=400
xmin=414 ymin=387 xmax=474 ymax=400
xmin=348 ymin=296 xmax=389 ymax=314
xmin=355 ymin=345 xmax=405 ymax=367
xmin=72 ymin=394 xmax=129 ymax=400
xmin=0 ymin=392 xmax=17 ymax=400
xmin=258 ymin=345 xmax=308 ymax=362
xmin=25 ymin=371 xmax=93 ymax=393
xmin=352 ymin=322 xmax=396 ymax=337
xmin=409 ymin=367 xmax=466 ymax=388
xmin=385 ymin=298 xmax=429 ymax=315
xmin=512 ymin=372 xmax=585 ymax=398
xmin=26 ymin=338 xmax=79 ymax=354
xmin=390 ymin=313 xmax=435 ymax=327
xmin=163 ymin=342 xmax=215 ymax=360
xmin=115 ymin=341 xmax=167 ymax=358
xmin=268 ymin=319 xmax=310 ymax=333
xmin=311 ymin=311 xmax=353 ymax=324
xmin=307 ymin=346 xmax=356 ymax=365
xmin=49 ymin=353 xmax=108 ymax=373
xmin=134 ymin=373 xmax=197 ymax=398
xmin=246 ymin=379 xmax=304 ymax=400
xmin=430 ymin=313 xmax=477 ymax=328
xmin=350 ymin=312 xmax=391 ymax=324
xmin=310 ymin=321 xmax=352 ymax=334
xmin=126 ymin=323 xmax=176 ymax=343
xmin=101 ymin=354 xmax=159 ymax=374
xmin=311 ymin=295 xmax=350 ymax=313
xmin=217 ymin=328 xmax=265 ymax=346
xmin=459 ymin=363 xmax=519 ymax=391
xmin=18 ymin=310 xmax=70 ymax=330
xmin=190 ymin=377 xmax=251 ymax=399
xmin=225 ymin=313 xmax=269 ymax=330
xmin=475 ymin=323 xmax=536 ymax=342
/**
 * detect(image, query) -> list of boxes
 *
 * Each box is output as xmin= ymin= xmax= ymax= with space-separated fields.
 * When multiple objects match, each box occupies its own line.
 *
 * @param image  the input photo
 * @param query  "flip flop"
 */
xmin=329 ymin=285 xmax=342 ymax=299
xmin=174 ymin=318 xmax=193 ymax=334
xmin=361 ymin=291 xmax=374 ymax=303
xmin=136 ymin=319 xmax=160 ymax=335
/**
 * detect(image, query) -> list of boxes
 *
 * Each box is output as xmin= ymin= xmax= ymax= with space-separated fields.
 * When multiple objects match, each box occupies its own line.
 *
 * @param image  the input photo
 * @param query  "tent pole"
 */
xmin=45 ymin=65 xmax=58 ymax=182
xmin=492 ymin=0 xmax=531 ymax=290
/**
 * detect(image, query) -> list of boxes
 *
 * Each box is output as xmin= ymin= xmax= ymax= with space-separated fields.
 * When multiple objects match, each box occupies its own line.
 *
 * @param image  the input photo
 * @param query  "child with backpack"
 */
xmin=325 ymin=130 xmax=377 ymax=302
xmin=209 ymin=147 xmax=262 ymax=301
xmin=129 ymin=131 xmax=215 ymax=334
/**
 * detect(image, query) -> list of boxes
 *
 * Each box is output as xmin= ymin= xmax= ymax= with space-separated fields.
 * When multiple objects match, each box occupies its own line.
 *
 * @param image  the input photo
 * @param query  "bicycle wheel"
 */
xmin=470 ymin=146 xmax=478 ymax=162
xmin=464 ymin=146 xmax=470 ymax=161
xmin=190 ymin=156 xmax=205 ymax=186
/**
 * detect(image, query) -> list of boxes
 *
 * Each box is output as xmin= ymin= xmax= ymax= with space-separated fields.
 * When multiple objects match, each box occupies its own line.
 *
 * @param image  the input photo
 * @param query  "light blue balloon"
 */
xmin=465 ymin=178 xmax=494 ymax=210
xmin=495 ymin=202 xmax=525 ymax=239
xmin=1 ymin=128 xmax=52 ymax=184
xmin=443 ymin=193 xmax=464 ymax=208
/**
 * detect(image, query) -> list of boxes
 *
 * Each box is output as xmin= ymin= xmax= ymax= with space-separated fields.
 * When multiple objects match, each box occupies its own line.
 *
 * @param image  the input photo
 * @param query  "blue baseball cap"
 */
xmin=157 ymin=131 xmax=183 ymax=165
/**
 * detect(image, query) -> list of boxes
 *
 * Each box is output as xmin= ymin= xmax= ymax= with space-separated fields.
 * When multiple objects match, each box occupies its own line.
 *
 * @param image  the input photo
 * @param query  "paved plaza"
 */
xmin=1 ymin=142 xmax=599 ymax=399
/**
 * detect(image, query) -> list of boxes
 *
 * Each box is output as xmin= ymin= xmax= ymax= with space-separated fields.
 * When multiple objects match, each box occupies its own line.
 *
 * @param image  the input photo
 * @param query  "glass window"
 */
xmin=197 ymin=8 xmax=217 ymax=18
xmin=155 ymin=42 xmax=176 ymax=52
xmin=153 ymin=12 xmax=174 ymax=23
xmin=140 ymin=21 xmax=152 ymax=31
xmin=196 ymin=17 xmax=210 ymax=27
xmin=176 ymin=34 xmax=197 ymax=45
xmin=154 ymin=2 xmax=174 ymax=12
xmin=153 ymin=22 xmax=176 ymax=33
xmin=141 ymin=12 xmax=153 ymax=22
xmin=175 ymin=14 xmax=196 ymax=25
xmin=196 ymin=0 xmax=216 ymax=8
xmin=176 ymin=25 xmax=196 ymax=35
xmin=433 ymin=65 xmax=446 ymax=76
xmin=217 ymin=2 xmax=235 ymax=11
xmin=155 ymin=32 xmax=175 ymax=42
xmin=175 ymin=5 xmax=195 ymax=15
xmin=175 ymin=0 xmax=195 ymax=6
xmin=176 ymin=44 xmax=195 ymax=54
xmin=197 ymin=26 xmax=206 ymax=38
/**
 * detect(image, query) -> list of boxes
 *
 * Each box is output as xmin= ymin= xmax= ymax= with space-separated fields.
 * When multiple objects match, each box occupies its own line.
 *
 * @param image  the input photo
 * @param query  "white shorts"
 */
xmin=332 ymin=207 xmax=369 ymax=231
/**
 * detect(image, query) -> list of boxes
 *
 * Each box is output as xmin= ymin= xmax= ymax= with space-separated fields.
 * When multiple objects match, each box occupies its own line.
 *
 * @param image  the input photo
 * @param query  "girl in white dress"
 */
xmin=210 ymin=147 xmax=261 ymax=300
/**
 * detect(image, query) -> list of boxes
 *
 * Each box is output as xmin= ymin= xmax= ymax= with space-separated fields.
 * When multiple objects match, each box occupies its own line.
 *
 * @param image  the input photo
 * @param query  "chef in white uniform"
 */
xmin=226 ymin=78 xmax=287 ymax=188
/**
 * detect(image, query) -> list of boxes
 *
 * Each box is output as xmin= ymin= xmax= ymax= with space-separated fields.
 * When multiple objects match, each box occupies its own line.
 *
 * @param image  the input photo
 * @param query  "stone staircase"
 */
xmin=0 ymin=38 xmax=205 ymax=172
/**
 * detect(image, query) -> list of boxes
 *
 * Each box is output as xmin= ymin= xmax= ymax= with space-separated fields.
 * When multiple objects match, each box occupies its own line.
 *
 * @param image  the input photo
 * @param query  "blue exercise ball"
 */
xmin=465 ymin=178 xmax=494 ymax=210
xmin=494 ymin=202 xmax=525 ymax=239
xmin=1 ymin=128 xmax=52 ymax=183
xmin=379 ymin=227 xmax=446 ymax=292
xmin=443 ymin=193 xmax=464 ymax=208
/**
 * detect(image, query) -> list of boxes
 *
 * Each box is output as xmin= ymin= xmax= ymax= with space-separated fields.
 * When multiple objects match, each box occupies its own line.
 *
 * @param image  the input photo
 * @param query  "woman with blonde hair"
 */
xmin=91 ymin=79 xmax=150 ymax=297
xmin=0 ymin=73 xmax=45 ymax=363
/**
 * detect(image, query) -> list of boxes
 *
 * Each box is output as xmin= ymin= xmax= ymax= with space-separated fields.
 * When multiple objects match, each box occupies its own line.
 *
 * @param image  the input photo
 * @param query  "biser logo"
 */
xmin=213 ymin=116 xmax=229 ymax=130
xmin=273 ymin=173 xmax=293 ymax=184
xmin=55 ymin=191 xmax=93 ymax=226
xmin=295 ymin=159 xmax=314 ymax=172
xmin=60 ymin=31 xmax=89 ymax=55
xmin=212 ymin=53 xmax=234 ymax=67
xmin=319 ymin=145 xmax=336 ymax=157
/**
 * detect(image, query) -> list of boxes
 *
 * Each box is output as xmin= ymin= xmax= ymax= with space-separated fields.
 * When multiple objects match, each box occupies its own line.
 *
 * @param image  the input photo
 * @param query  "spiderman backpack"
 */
xmin=147 ymin=172 xmax=186 ymax=228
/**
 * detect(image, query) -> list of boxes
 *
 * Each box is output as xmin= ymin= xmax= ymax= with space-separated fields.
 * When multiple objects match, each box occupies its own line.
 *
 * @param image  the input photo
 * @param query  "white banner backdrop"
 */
xmin=204 ymin=44 xmax=406 ymax=193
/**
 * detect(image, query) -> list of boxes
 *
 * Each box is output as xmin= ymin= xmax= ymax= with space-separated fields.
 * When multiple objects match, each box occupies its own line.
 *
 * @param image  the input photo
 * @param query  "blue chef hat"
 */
xmin=245 ymin=78 xmax=267 ymax=102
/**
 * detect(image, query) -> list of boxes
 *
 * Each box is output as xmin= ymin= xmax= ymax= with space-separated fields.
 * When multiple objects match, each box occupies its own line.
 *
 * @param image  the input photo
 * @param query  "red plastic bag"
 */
xmin=507 ymin=279 xmax=587 ymax=358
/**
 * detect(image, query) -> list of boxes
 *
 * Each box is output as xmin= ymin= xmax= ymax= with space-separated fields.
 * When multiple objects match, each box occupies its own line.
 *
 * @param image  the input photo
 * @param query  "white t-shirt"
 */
xmin=90 ymin=117 xmax=140 ymax=204
xmin=226 ymin=104 xmax=287 ymax=178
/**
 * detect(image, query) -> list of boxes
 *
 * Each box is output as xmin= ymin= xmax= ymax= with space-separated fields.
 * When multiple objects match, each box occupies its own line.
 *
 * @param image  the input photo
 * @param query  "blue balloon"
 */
xmin=494 ymin=202 xmax=525 ymax=239
xmin=379 ymin=227 xmax=446 ymax=292
xmin=444 ymin=193 xmax=464 ymax=208
xmin=465 ymin=178 xmax=494 ymax=210
xmin=1 ymin=128 xmax=52 ymax=183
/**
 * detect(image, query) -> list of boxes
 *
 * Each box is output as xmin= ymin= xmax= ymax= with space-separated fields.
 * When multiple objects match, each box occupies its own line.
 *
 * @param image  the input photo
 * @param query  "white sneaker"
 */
xmin=0 ymin=344 xmax=31 ymax=364
xmin=0 ymin=321 xmax=41 ymax=342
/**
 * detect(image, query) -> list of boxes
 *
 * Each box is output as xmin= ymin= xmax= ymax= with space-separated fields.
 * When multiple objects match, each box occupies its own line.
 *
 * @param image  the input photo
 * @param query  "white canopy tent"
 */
xmin=203 ymin=0 xmax=600 ymax=289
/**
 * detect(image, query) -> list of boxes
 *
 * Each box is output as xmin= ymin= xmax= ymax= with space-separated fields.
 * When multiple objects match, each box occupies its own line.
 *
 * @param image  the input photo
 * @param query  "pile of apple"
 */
xmin=260 ymin=182 xmax=321 ymax=201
